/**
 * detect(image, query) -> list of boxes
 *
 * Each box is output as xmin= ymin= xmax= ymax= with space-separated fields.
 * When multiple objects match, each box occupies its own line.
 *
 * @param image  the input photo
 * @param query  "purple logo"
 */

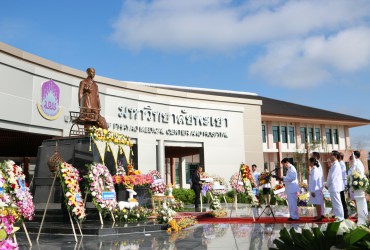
xmin=37 ymin=80 xmax=62 ymax=120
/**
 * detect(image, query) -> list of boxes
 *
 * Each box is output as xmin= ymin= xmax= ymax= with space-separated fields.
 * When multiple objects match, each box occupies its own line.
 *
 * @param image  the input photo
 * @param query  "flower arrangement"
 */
xmin=112 ymin=164 xmax=153 ymax=190
xmin=89 ymin=126 xmax=133 ymax=146
xmin=240 ymin=163 xmax=257 ymax=188
xmin=229 ymin=172 xmax=245 ymax=193
xmin=85 ymin=163 xmax=117 ymax=215
xmin=1 ymin=160 xmax=34 ymax=221
xmin=148 ymin=170 xmax=166 ymax=195
xmin=350 ymin=170 xmax=369 ymax=191
xmin=59 ymin=162 xmax=86 ymax=222
xmin=272 ymin=183 xmax=285 ymax=194
xmin=299 ymin=182 xmax=308 ymax=189
xmin=210 ymin=175 xmax=229 ymax=196
xmin=166 ymin=217 xmax=197 ymax=232
xmin=210 ymin=208 xmax=227 ymax=218
xmin=167 ymin=199 xmax=184 ymax=212
xmin=209 ymin=196 xmax=221 ymax=210
xmin=157 ymin=203 xmax=176 ymax=224
xmin=114 ymin=206 xmax=152 ymax=223
xmin=258 ymin=171 xmax=272 ymax=185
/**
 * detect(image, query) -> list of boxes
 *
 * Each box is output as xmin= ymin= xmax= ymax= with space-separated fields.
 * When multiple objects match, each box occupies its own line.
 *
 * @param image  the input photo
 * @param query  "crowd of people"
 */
xmin=251 ymin=150 xmax=367 ymax=222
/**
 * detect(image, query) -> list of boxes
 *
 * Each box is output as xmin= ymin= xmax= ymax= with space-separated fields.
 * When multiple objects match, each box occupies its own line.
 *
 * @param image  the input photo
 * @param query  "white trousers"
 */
xmin=320 ymin=192 xmax=326 ymax=216
xmin=287 ymin=192 xmax=299 ymax=219
xmin=329 ymin=191 xmax=344 ymax=221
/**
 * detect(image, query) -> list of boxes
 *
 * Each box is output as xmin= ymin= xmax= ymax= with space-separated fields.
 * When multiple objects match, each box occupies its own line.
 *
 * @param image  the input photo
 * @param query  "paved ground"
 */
xmin=15 ymin=205 xmax=357 ymax=249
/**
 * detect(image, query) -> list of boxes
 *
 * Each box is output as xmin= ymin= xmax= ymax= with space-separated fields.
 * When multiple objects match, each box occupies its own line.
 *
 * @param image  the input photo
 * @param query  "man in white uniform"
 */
xmin=275 ymin=158 xmax=299 ymax=221
xmin=312 ymin=152 xmax=325 ymax=217
xmin=325 ymin=151 xmax=344 ymax=222
xmin=335 ymin=151 xmax=349 ymax=219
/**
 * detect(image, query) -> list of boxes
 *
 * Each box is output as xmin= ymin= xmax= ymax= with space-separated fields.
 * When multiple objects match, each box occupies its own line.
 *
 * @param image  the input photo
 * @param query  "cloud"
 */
xmin=111 ymin=0 xmax=370 ymax=88
xmin=111 ymin=0 xmax=370 ymax=51
xmin=249 ymin=27 xmax=370 ymax=88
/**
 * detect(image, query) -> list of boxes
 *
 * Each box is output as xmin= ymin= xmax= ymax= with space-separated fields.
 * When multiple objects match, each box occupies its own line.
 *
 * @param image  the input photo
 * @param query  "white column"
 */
xmin=157 ymin=140 xmax=165 ymax=180
xmin=180 ymin=157 xmax=187 ymax=188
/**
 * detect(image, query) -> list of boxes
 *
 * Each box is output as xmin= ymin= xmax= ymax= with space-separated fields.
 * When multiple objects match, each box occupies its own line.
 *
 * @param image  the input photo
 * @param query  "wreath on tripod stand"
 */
xmin=239 ymin=163 xmax=259 ymax=207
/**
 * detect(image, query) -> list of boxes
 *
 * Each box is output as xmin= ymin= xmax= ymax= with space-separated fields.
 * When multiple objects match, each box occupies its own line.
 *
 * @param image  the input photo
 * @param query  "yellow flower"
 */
xmin=359 ymin=181 xmax=364 ymax=186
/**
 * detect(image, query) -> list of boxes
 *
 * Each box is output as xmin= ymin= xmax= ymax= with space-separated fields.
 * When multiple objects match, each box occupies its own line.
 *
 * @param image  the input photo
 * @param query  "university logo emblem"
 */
xmin=37 ymin=80 xmax=62 ymax=120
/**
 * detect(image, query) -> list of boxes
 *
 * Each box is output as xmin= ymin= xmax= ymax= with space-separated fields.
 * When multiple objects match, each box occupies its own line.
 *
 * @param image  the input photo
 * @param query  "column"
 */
xmin=170 ymin=157 xmax=176 ymax=186
xmin=180 ymin=157 xmax=187 ymax=188
xmin=157 ymin=140 xmax=165 ymax=180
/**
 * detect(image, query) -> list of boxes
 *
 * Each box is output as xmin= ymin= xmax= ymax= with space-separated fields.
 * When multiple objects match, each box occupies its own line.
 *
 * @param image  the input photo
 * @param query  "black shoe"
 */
xmin=288 ymin=217 xmax=299 ymax=221
xmin=313 ymin=217 xmax=322 ymax=222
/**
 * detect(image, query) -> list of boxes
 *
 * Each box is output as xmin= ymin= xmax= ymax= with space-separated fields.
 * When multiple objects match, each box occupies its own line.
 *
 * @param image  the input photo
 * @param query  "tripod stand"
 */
xmin=256 ymin=167 xmax=281 ymax=222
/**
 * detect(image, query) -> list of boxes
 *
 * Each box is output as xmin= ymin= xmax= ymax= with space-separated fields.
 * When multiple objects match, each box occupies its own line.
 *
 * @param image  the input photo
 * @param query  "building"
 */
xmin=0 ymin=42 xmax=369 ymax=188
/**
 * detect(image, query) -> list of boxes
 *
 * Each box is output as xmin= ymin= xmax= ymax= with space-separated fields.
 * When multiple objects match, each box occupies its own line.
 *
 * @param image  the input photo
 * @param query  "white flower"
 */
xmin=163 ymin=216 xmax=167 ymax=221
xmin=101 ymin=204 xmax=105 ymax=208
xmin=353 ymin=181 xmax=358 ymax=186
xmin=91 ymin=191 xmax=97 ymax=196
xmin=136 ymin=214 xmax=140 ymax=218
xmin=124 ymin=215 xmax=127 ymax=219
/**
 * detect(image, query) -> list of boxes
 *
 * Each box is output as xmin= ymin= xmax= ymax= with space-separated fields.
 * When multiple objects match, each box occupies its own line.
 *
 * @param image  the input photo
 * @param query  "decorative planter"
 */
xmin=353 ymin=189 xmax=368 ymax=225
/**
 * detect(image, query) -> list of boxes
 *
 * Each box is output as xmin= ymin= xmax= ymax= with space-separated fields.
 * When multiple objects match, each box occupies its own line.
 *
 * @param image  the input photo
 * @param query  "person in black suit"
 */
xmin=191 ymin=166 xmax=203 ymax=211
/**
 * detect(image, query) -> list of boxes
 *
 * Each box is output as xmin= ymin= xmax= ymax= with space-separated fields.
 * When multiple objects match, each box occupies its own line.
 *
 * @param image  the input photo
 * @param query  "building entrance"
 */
xmin=163 ymin=143 xmax=203 ymax=188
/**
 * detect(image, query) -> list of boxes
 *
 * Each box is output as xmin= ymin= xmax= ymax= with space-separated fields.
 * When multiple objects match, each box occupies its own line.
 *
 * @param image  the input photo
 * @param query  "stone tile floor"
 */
xmin=15 ymin=204 xmax=357 ymax=250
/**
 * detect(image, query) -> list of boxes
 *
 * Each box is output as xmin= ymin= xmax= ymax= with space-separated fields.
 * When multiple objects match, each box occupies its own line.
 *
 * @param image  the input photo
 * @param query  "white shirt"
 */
xmin=309 ymin=166 xmax=323 ymax=192
xmin=283 ymin=164 xmax=299 ymax=193
xmin=326 ymin=160 xmax=344 ymax=192
xmin=252 ymin=170 xmax=260 ymax=187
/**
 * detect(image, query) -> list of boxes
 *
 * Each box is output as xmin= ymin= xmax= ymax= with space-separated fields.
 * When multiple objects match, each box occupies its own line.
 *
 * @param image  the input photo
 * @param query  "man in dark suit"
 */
xmin=191 ymin=166 xmax=203 ymax=211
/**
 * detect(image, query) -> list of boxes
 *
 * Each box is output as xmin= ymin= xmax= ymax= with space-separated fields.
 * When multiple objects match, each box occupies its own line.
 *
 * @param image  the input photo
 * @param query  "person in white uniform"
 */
xmin=308 ymin=157 xmax=324 ymax=221
xmin=312 ymin=152 xmax=325 ymax=217
xmin=275 ymin=158 xmax=299 ymax=221
xmin=334 ymin=151 xmax=349 ymax=219
xmin=325 ymin=151 xmax=345 ymax=222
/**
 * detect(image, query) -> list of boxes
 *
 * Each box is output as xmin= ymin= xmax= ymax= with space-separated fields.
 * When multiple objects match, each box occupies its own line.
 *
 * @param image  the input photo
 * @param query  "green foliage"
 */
xmin=172 ymin=188 xmax=195 ymax=205
xmin=270 ymin=222 xmax=370 ymax=250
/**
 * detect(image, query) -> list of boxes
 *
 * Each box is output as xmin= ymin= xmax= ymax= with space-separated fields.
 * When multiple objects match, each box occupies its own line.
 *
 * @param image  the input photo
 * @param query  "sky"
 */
xmin=1 ymin=0 xmax=370 ymax=152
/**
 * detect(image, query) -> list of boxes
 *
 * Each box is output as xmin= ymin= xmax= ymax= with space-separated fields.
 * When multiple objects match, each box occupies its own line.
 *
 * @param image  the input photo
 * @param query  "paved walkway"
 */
xmin=15 ymin=205 xmax=354 ymax=249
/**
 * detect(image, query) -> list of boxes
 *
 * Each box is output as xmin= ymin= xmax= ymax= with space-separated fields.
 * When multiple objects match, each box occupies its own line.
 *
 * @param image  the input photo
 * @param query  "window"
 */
xmin=308 ymin=128 xmax=314 ymax=143
xmin=281 ymin=126 xmax=287 ymax=143
xmin=272 ymin=126 xmax=280 ymax=143
xmin=326 ymin=128 xmax=332 ymax=144
xmin=315 ymin=128 xmax=321 ymax=141
xmin=262 ymin=125 xmax=267 ymax=143
xmin=289 ymin=127 xmax=295 ymax=143
xmin=300 ymin=127 xmax=307 ymax=143
xmin=333 ymin=129 xmax=339 ymax=144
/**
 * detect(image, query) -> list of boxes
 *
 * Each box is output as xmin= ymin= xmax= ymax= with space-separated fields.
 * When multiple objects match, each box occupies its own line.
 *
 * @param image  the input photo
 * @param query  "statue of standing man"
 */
xmin=78 ymin=68 xmax=108 ymax=131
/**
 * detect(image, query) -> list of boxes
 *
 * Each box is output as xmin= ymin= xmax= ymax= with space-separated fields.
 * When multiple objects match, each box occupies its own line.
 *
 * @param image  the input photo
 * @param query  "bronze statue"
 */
xmin=78 ymin=68 xmax=107 ymax=131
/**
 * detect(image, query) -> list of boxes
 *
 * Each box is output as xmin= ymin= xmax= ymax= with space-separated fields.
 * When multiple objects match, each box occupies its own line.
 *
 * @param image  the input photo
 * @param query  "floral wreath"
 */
xmin=148 ymin=170 xmax=166 ymax=194
xmin=85 ymin=163 xmax=117 ymax=214
xmin=229 ymin=172 xmax=245 ymax=193
xmin=210 ymin=175 xmax=229 ymax=196
xmin=239 ymin=163 xmax=259 ymax=206
xmin=59 ymin=162 xmax=86 ymax=222
xmin=0 ymin=169 xmax=19 ymax=249
xmin=1 ymin=160 xmax=34 ymax=221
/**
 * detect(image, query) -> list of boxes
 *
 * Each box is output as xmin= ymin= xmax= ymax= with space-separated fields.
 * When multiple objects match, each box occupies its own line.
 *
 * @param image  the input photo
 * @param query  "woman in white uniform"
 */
xmin=308 ymin=157 xmax=324 ymax=221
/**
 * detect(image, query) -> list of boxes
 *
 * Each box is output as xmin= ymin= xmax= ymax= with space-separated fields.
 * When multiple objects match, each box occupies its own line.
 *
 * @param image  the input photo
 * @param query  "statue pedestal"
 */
xmin=33 ymin=136 xmax=128 ymax=207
